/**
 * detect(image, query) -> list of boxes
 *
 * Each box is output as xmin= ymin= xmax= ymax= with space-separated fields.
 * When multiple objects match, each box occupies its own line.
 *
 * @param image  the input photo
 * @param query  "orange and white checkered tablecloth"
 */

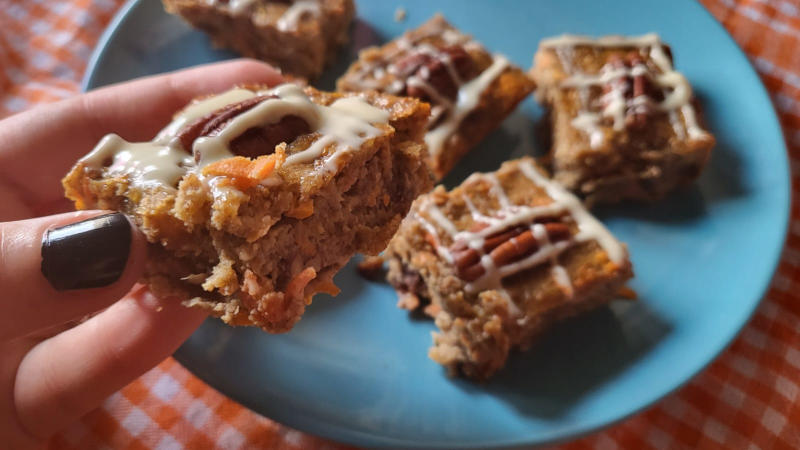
xmin=1 ymin=0 xmax=798 ymax=448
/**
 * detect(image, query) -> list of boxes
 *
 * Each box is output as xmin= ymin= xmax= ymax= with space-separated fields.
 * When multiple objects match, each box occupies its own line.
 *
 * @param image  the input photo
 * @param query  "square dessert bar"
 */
xmin=385 ymin=157 xmax=633 ymax=379
xmin=337 ymin=14 xmax=535 ymax=179
xmin=163 ymin=0 xmax=355 ymax=80
xmin=63 ymin=84 xmax=433 ymax=333
xmin=531 ymin=34 xmax=715 ymax=205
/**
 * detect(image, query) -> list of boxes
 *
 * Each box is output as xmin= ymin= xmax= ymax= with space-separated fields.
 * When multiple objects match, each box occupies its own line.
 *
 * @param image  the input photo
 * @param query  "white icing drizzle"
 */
xmin=79 ymin=84 xmax=390 ymax=189
xmin=517 ymin=161 xmax=624 ymax=263
xmin=277 ymin=0 xmax=321 ymax=31
xmin=283 ymin=95 xmax=389 ymax=173
xmin=80 ymin=134 xmax=194 ymax=188
xmin=208 ymin=0 xmax=319 ymax=21
xmin=217 ymin=0 xmax=256 ymax=14
xmin=484 ymin=173 xmax=511 ymax=209
xmin=540 ymin=33 xmax=710 ymax=148
xmin=415 ymin=160 xmax=625 ymax=305
xmin=155 ymin=88 xmax=256 ymax=145
xmin=344 ymin=20 xmax=508 ymax=159
xmin=681 ymin=104 xmax=707 ymax=139
xmin=423 ymin=55 xmax=509 ymax=157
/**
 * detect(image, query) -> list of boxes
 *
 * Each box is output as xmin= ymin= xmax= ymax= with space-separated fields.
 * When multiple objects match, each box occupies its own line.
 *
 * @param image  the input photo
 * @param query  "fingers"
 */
xmin=0 ymin=59 xmax=284 ymax=206
xmin=13 ymin=288 xmax=206 ymax=440
xmin=0 ymin=211 xmax=147 ymax=340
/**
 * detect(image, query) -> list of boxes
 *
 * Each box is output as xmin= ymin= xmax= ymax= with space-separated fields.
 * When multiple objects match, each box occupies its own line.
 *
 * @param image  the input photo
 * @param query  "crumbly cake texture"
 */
xmin=63 ymin=84 xmax=433 ymax=333
xmin=531 ymin=34 xmax=715 ymax=205
xmin=337 ymin=14 xmax=535 ymax=179
xmin=385 ymin=157 xmax=633 ymax=379
xmin=162 ymin=0 xmax=355 ymax=80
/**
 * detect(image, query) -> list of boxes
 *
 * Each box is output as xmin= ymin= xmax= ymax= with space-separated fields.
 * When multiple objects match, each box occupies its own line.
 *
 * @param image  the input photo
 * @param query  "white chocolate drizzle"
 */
xmin=214 ymin=0 xmax=256 ymax=14
xmin=540 ymin=33 xmax=710 ymax=148
xmin=207 ymin=0 xmax=320 ymax=25
xmin=79 ymin=84 xmax=390 ymax=189
xmin=343 ymin=18 xmax=509 ymax=159
xmin=277 ymin=0 xmax=321 ymax=31
xmin=423 ymin=55 xmax=509 ymax=157
xmin=80 ymin=134 xmax=194 ymax=188
xmin=414 ymin=160 xmax=625 ymax=306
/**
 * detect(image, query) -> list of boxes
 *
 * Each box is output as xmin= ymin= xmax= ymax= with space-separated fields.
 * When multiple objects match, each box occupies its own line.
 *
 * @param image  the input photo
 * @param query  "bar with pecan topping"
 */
xmin=531 ymin=34 xmax=716 ymax=205
xmin=385 ymin=157 xmax=633 ymax=379
xmin=63 ymin=84 xmax=432 ymax=333
xmin=337 ymin=14 xmax=535 ymax=179
xmin=163 ymin=0 xmax=355 ymax=80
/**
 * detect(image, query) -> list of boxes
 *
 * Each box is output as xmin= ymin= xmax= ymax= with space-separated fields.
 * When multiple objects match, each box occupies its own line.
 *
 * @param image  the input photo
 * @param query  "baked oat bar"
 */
xmin=64 ymin=83 xmax=432 ymax=333
xmin=337 ymin=14 xmax=535 ymax=179
xmin=163 ymin=0 xmax=355 ymax=80
xmin=531 ymin=34 xmax=715 ymax=205
xmin=385 ymin=157 xmax=633 ymax=379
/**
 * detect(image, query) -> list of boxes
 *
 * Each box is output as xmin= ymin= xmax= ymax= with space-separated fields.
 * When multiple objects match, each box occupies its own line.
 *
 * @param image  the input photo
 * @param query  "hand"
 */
xmin=0 ymin=59 xmax=283 ymax=447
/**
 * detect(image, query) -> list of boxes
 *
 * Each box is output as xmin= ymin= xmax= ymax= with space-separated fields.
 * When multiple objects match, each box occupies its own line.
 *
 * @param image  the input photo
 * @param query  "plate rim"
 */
xmin=82 ymin=0 xmax=792 ymax=447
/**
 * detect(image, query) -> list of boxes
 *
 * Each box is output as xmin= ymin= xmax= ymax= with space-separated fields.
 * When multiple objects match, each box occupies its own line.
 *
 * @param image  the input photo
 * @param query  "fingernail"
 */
xmin=41 ymin=213 xmax=133 ymax=291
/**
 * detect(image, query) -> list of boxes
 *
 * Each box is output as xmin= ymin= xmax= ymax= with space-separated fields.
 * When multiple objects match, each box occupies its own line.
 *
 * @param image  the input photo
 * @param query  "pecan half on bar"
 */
xmin=177 ymin=95 xmax=311 ymax=159
xmin=392 ymin=45 xmax=476 ymax=102
xmin=450 ymin=221 xmax=571 ymax=282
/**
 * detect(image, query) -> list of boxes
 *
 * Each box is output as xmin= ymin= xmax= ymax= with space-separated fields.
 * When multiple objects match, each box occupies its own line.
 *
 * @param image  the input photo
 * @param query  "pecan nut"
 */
xmin=450 ymin=222 xmax=571 ymax=282
xmin=601 ymin=52 xmax=659 ymax=129
xmin=176 ymin=95 xmax=311 ymax=160
xmin=392 ymin=45 xmax=476 ymax=103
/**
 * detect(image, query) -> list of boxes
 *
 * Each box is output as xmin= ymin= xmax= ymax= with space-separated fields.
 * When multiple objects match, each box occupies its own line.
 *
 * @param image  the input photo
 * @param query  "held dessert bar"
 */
xmin=531 ymin=34 xmax=715 ymax=204
xmin=385 ymin=157 xmax=633 ymax=379
xmin=163 ymin=0 xmax=355 ymax=80
xmin=63 ymin=84 xmax=433 ymax=333
xmin=337 ymin=14 xmax=535 ymax=179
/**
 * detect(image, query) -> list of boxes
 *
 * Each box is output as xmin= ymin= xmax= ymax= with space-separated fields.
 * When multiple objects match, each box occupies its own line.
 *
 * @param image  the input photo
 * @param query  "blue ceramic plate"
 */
xmin=85 ymin=0 xmax=789 ymax=447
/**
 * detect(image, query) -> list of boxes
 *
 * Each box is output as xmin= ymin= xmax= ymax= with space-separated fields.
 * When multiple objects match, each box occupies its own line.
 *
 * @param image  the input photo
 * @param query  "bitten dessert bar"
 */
xmin=63 ymin=84 xmax=433 ymax=333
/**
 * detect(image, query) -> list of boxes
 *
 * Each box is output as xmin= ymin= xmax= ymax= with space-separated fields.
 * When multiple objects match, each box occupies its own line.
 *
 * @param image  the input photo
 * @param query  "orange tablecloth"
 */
xmin=2 ymin=1 xmax=798 ymax=448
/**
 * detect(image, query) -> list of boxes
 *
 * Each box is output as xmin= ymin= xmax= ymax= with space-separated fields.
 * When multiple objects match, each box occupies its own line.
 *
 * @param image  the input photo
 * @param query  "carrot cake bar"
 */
xmin=531 ymin=34 xmax=715 ymax=204
xmin=163 ymin=0 xmax=355 ymax=79
xmin=337 ymin=14 xmax=535 ymax=179
xmin=385 ymin=157 xmax=633 ymax=379
xmin=63 ymin=83 xmax=432 ymax=333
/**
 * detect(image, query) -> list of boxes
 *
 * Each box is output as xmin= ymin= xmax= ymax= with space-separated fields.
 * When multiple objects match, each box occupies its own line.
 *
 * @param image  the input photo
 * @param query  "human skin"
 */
xmin=0 ymin=59 xmax=283 ymax=447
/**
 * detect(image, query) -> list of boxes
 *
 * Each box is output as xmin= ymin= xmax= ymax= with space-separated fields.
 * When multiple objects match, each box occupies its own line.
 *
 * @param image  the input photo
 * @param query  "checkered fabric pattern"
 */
xmin=0 ymin=0 xmax=796 ymax=448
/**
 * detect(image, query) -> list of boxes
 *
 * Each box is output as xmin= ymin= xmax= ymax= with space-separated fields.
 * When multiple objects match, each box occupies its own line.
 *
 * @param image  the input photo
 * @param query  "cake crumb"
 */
xmin=394 ymin=7 xmax=406 ymax=22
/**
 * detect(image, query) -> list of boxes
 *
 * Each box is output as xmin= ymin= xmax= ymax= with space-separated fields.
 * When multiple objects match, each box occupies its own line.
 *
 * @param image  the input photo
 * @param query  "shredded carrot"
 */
xmin=424 ymin=232 xmax=438 ymax=249
xmin=286 ymin=200 xmax=314 ymax=219
xmin=286 ymin=267 xmax=317 ymax=300
xmin=617 ymin=286 xmax=638 ymax=300
xmin=201 ymin=148 xmax=286 ymax=190
xmin=424 ymin=303 xmax=442 ymax=317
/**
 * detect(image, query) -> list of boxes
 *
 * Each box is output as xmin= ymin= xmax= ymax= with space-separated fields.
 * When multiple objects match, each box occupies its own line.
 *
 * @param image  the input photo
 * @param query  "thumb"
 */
xmin=0 ymin=211 xmax=147 ymax=341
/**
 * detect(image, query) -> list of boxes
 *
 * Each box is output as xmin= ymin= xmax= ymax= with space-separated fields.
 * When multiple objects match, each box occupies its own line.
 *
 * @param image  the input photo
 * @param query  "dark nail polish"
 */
xmin=41 ymin=213 xmax=132 ymax=291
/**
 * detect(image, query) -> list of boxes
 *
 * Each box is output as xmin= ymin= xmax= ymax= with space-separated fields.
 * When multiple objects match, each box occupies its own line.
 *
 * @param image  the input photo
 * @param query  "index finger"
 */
xmin=0 ymin=59 xmax=283 ymax=206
